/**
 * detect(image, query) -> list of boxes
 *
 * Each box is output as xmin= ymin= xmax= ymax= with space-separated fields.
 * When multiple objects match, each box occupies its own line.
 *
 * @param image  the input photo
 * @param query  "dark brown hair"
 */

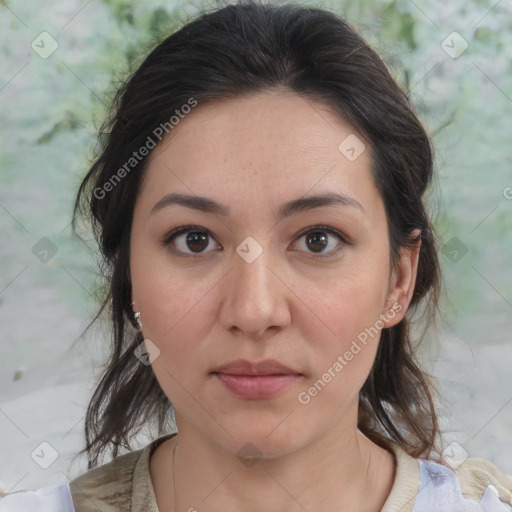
xmin=73 ymin=0 xmax=441 ymax=469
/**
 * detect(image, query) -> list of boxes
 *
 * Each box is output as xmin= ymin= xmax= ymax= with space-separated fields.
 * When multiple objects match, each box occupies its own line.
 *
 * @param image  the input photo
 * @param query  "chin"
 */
xmin=212 ymin=415 xmax=313 ymax=461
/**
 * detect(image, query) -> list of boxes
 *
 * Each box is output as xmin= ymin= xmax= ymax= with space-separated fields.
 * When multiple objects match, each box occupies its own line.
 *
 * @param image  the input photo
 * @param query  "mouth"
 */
xmin=211 ymin=359 xmax=303 ymax=399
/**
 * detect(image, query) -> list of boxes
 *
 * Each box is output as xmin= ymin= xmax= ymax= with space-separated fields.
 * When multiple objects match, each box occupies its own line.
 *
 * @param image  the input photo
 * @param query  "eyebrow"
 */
xmin=150 ymin=191 xmax=364 ymax=219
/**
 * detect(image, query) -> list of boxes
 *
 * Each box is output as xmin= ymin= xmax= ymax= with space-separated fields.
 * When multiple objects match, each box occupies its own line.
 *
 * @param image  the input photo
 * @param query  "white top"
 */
xmin=0 ymin=483 xmax=74 ymax=511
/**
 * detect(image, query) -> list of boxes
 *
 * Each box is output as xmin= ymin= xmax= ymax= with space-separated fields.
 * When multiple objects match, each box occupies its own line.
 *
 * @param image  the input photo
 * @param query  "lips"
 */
xmin=212 ymin=359 xmax=301 ymax=376
xmin=212 ymin=359 xmax=302 ymax=399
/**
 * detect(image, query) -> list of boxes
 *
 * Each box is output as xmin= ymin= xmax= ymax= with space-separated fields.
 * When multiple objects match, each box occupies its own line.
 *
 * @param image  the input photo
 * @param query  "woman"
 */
xmin=1 ymin=1 xmax=511 ymax=511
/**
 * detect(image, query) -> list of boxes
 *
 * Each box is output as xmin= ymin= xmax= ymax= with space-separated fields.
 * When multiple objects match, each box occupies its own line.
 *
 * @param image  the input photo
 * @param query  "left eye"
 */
xmin=292 ymin=227 xmax=346 ymax=257
xmin=161 ymin=225 xmax=347 ymax=258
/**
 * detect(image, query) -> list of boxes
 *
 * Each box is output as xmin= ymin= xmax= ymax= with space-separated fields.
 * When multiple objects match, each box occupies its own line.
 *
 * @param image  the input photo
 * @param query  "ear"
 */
xmin=382 ymin=229 xmax=421 ymax=328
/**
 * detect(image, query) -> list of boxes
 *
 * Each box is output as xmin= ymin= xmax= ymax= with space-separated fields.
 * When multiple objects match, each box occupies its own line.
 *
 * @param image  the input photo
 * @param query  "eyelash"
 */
xmin=160 ymin=224 xmax=350 ymax=260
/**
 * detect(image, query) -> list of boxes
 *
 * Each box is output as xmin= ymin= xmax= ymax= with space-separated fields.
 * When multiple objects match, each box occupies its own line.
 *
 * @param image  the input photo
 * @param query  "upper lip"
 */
xmin=212 ymin=359 xmax=301 ymax=376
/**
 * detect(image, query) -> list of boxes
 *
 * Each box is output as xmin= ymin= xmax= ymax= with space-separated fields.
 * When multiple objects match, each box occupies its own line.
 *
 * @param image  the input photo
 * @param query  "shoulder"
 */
xmin=453 ymin=457 xmax=512 ymax=503
xmin=0 ymin=434 xmax=174 ymax=512
xmin=382 ymin=443 xmax=512 ymax=512
xmin=69 ymin=433 xmax=175 ymax=512
xmin=415 ymin=455 xmax=512 ymax=511
xmin=69 ymin=448 xmax=143 ymax=512
xmin=0 ymin=483 xmax=75 ymax=511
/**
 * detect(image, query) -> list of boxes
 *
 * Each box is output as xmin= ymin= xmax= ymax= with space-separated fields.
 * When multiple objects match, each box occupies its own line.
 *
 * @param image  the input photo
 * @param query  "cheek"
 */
xmin=293 ymin=300 xmax=383 ymax=417
xmin=130 ymin=235 xmax=200 ymax=332
xmin=133 ymin=275 xmax=212 ymax=351
xmin=310 ymin=257 xmax=389 ymax=339
xmin=130 ymin=243 xmax=219 ymax=380
xmin=297 ymin=260 xmax=390 ymax=390
xmin=133 ymin=274 xmax=215 ymax=411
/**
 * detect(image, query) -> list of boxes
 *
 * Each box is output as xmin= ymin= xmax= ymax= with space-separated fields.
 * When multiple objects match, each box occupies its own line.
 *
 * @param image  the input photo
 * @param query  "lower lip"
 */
xmin=214 ymin=373 xmax=301 ymax=399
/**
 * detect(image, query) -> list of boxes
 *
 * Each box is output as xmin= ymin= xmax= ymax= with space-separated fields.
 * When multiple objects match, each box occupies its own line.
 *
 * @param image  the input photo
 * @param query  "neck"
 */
xmin=151 ymin=412 xmax=395 ymax=512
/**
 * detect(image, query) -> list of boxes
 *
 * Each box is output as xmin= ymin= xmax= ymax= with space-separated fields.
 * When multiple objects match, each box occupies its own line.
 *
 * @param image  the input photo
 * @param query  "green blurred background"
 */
xmin=1 ymin=0 xmax=511 ymax=490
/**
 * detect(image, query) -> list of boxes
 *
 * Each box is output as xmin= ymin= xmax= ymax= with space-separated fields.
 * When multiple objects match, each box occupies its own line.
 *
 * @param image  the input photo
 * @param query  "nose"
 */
xmin=219 ymin=241 xmax=291 ymax=339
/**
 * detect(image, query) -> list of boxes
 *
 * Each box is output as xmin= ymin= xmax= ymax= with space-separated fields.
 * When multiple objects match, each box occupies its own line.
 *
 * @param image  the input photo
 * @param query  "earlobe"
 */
xmin=382 ymin=230 xmax=422 ymax=328
xmin=131 ymin=300 xmax=143 ymax=331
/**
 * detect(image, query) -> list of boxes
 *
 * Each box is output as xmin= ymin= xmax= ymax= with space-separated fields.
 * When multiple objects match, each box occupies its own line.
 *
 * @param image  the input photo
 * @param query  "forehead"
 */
xmin=138 ymin=90 xmax=380 ymax=219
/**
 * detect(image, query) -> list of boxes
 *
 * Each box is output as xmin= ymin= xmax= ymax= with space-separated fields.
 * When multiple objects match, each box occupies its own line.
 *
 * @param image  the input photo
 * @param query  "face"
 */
xmin=130 ymin=90 xmax=417 ymax=458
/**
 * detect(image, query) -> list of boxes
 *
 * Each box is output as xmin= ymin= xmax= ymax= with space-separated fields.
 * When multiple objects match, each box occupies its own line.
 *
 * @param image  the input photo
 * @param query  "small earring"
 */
xmin=130 ymin=301 xmax=143 ymax=331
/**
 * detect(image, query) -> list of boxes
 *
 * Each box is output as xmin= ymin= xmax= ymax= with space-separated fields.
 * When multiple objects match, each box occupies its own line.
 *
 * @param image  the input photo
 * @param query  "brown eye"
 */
xmin=162 ymin=226 xmax=220 ymax=256
xmin=183 ymin=231 xmax=210 ymax=253
xmin=292 ymin=226 xmax=347 ymax=258
xmin=305 ymin=231 xmax=329 ymax=253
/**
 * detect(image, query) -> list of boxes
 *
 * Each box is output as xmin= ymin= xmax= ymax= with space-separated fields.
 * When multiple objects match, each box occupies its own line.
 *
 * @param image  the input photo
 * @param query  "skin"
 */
xmin=130 ymin=89 xmax=421 ymax=512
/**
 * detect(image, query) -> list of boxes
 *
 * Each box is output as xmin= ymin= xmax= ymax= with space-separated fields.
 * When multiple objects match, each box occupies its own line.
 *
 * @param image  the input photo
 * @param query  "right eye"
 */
xmin=161 ymin=225 xmax=221 ymax=258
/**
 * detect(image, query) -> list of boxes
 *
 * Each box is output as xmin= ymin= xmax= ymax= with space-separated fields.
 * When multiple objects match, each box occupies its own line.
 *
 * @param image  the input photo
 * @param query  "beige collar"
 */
xmin=132 ymin=433 xmax=175 ymax=511
xmin=132 ymin=434 xmax=421 ymax=512
xmin=381 ymin=442 xmax=420 ymax=512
